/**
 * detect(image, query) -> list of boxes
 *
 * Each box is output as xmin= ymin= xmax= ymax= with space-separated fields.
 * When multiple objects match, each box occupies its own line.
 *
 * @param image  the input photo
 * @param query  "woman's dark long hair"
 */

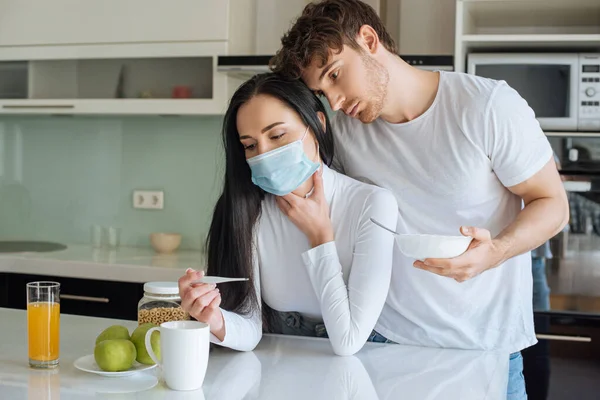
xmin=206 ymin=73 xmax=334 ymax=318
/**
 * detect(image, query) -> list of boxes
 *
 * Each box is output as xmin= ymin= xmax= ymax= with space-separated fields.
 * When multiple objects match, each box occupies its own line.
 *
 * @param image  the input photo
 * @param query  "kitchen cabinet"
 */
xmin=0 ymin=0 xmax=229 ymax=48
xmin=0 ymin=0 xmax=231 ymax=115
xmin=253 ymin=0 xmax=310 ymax=55
xmin=523 ymin=313 xmax=600 ymax=399
xmin=5 ymin=273 xmax=144 ymax=321
xmin=397 ymin=0 xmax=456 ymax=56
xmin=0 ymin=52 xmax=229 ymax=116
xmin=250 ymin=0 xmax=380 ymax=55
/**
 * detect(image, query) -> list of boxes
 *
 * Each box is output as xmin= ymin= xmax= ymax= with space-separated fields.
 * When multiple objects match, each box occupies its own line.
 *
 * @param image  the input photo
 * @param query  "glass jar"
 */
xmin=137 ymin=282 xmax=190 ymax=325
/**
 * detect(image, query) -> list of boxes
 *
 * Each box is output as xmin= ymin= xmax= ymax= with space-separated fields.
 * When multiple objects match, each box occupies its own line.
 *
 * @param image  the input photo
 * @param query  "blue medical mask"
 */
xmin=247 ymin=126 xmax=320 ymax=196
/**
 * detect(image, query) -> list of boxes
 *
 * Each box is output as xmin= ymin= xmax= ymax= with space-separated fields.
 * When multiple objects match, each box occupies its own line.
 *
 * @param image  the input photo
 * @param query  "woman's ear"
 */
xmin=317 ymin=111 xmax=327 ymax=133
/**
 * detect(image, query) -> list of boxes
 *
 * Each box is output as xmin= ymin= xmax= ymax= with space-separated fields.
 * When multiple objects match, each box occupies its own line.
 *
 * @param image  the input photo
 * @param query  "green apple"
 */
xmin=130 ymin=323 xmax=160 ymax=365
xmin=95 ymin=325 xmax=130 ymax=346
xmin=94 ymin=339 xmax=136 ymax=372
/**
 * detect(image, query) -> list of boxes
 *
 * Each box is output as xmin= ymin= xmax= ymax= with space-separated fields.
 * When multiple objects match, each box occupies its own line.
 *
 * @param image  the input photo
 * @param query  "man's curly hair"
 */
xmin=269 ymin=0 xmax=397 ymax=80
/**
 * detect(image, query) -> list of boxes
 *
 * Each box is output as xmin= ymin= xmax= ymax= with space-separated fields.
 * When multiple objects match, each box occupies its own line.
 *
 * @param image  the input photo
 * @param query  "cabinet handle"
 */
xmin=536 ymin=334 xmax=591 ymax=342
xmin=60 ymin=294 xmax=110 ymax=303
xmin=2 ymin=105 xmax=75 ymax=109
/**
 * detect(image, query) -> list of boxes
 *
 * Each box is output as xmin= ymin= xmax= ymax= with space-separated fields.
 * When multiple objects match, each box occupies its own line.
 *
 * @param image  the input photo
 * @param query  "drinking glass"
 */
xmin=27 ymin=282 xmax=60 ymax=368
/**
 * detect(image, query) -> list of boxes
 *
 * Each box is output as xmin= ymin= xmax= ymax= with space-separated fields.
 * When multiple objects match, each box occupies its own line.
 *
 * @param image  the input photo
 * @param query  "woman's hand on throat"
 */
xmin=276 ymin=170 xmax=334 ymax=248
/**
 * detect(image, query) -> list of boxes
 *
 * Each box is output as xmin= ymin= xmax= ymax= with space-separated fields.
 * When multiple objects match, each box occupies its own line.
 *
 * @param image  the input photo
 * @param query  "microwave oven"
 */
xmin=467 ymin=53 xmax=600 ymax=132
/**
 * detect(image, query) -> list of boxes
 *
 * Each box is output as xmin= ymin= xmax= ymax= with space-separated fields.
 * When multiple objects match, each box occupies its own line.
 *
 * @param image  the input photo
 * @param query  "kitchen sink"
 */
xmin=0 ymin=241 xmax=67 ymax=253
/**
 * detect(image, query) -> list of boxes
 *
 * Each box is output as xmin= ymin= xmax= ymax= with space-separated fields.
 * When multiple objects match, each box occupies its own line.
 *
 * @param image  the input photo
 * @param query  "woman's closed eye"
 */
xmin=270 ymin=132 xmax=286 ymax=141
xmin=241 ymin=132 xmax=287 ymax=151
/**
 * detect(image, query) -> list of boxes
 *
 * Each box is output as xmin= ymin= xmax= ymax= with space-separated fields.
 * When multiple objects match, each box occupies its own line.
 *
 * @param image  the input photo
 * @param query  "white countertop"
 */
xmin=0 ymin=308 xmax=509 ymax=399
xmin=0 ymin=244 xmax=205 ymax=282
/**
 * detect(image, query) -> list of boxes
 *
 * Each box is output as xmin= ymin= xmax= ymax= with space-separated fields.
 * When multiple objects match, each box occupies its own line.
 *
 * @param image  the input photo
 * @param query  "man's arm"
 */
xmin=494 ymin=157 xmax=569 ymax=261
xmin=414 ymin=159 xmax=568 ymax=282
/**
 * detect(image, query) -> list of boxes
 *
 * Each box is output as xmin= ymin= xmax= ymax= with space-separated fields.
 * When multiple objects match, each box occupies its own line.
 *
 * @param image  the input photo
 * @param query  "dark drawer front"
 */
xmin=524 ymin=313 xmax=600 ymax=400
xmin=0 ymin=273 xmax=7 ymax=307
xmin=535 ymin=312 xmax=600 ymax=359
xmin=6 ymin=273 xmax=143 ymax=320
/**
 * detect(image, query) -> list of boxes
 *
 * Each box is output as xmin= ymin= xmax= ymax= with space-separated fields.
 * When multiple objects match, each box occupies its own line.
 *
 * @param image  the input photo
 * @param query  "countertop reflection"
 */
xmin=0 ymin=308 xmax=508 ymax=400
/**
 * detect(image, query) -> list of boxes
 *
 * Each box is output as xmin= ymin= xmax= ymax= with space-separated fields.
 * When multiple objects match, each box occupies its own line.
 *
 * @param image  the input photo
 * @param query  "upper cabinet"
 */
xmin=0 ymin=0 xmax=231 ymax=116
xmin=397 ymin=0 xmax=456 ymax=56
xmin=254 ymin=0 xmax=311 ymax=55
xmin=244 ymin=0 xmax=380 ymax=55
xmin=0 ymin=53 xmax=227 ymax=115
xmin=0 ymin=0 xmax=229 ymax=47
xmin=0 ymin=0 xmax=387 ymax=115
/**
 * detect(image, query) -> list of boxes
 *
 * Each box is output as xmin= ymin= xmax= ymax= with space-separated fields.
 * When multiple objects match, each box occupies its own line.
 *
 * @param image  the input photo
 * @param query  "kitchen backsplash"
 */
xmin=0 ymin=116 xmax=224 ymax=250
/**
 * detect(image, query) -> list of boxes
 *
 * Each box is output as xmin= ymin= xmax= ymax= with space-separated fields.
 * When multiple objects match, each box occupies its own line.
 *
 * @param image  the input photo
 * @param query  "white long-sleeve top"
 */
xmin=211 ymin=165 xmax=398 ymax=356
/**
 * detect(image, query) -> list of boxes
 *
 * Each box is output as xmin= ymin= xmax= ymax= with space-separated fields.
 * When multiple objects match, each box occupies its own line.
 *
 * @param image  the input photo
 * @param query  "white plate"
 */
xmin=191 ymin=276 xmax=249 ymax=285
xmin=68 ymin=373 xmax=159 ymax=394
xmin=73 ymin=354 xmax=157 ymax=377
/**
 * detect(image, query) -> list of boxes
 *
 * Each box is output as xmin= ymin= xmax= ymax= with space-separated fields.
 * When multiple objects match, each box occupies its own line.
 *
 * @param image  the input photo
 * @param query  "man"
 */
xmin=269 ymin=0 xmax=569 ymax=398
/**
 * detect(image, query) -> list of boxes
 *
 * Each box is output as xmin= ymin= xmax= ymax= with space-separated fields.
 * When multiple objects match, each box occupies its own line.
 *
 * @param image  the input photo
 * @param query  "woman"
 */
xmin=178 ymin=73 xmax=397 ymax=356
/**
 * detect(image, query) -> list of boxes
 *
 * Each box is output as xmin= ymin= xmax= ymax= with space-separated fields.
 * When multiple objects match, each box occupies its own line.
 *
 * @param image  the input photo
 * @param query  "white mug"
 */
xmin=145 ymin=320 xmax=210 ymax=391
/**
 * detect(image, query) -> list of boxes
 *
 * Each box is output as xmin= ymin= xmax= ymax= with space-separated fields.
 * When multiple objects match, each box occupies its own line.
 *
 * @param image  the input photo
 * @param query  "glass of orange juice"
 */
xmin=27 ymin=282 xmax=60 ymax=368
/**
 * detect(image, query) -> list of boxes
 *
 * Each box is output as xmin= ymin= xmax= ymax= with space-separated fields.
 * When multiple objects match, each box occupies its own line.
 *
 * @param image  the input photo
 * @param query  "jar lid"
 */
xmin=143 ymin=281 xmax=179 ymax=295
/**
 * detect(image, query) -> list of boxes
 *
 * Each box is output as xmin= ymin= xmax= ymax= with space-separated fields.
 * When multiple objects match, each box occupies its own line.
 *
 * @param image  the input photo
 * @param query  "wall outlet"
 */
xmin=133 ymin=190 xmax=164 ymax=210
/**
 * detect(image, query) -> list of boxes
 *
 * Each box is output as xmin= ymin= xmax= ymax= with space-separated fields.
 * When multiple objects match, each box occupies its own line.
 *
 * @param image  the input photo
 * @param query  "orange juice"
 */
xmin=27 ymin=302 xmax=60 ymax=362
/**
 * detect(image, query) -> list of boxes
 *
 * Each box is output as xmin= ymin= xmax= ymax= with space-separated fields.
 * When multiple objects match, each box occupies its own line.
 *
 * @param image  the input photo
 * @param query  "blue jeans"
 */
xmin=367 ymin=330 xmax=396 ymax=344
xmin=508 ymin=352 xmax=527 ymax=400
xmin=532 ymin=257 xmax=551 ymax=311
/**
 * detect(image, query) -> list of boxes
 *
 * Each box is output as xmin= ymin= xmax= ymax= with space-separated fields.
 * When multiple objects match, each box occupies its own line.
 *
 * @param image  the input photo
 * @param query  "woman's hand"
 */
xmin=178 ymin=269 xmax=226 ymax=341
xmin=276 ymin=171 xmax=334 ymax=247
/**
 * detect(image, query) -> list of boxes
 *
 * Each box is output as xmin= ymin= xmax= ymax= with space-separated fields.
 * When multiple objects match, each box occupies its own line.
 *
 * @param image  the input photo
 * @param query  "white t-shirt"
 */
xmin=212 ymin=165 xmax=399 ymax=356
xmin=332 ymin=71 xmax=553 ymax=353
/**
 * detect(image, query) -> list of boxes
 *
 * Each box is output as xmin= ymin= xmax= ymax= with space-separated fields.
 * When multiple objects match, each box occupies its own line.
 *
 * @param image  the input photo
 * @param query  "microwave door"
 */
xmin=467 ymin=53 xmax=579 ymax=131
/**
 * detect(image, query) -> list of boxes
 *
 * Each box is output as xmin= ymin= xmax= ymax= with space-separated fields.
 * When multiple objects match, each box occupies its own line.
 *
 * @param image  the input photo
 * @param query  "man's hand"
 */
xmin=413 ymin=226 xmax=507 ymax=282
xmin=276 ymin=170 xmax=334 ymax=248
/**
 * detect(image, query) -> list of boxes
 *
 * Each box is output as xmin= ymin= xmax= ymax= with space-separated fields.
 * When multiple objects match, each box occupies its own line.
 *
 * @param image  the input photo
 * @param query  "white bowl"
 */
xmin=395 ymin=234 xmax=472 ymax=261
xmin=150 ymin=232 xmax=182 ymax=254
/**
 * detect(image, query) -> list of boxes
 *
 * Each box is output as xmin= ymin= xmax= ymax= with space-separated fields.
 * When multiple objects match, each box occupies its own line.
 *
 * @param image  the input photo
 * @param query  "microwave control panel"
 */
xmin=579 ymin=53 xmax=600 ymax=131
